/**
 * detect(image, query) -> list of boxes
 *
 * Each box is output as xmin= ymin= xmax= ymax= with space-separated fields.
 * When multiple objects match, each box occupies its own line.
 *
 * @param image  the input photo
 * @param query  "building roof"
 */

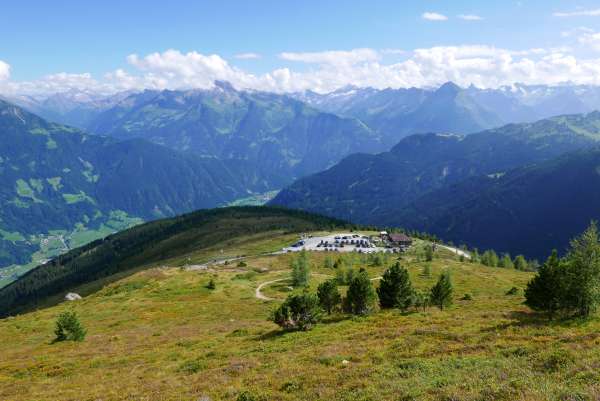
xmin=388 ymin=233 xmax=411 ymax=242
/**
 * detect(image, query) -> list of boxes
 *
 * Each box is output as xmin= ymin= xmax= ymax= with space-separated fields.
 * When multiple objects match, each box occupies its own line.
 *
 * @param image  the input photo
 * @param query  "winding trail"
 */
xmin=254 ymin=274 xmax=382 ymax=301
xmin=255 ymin=278 xmax=288 ymax=301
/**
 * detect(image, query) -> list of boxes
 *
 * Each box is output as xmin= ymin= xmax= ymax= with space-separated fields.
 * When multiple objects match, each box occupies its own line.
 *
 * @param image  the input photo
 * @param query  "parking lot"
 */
xmin=282 ymin=233 xmax=404 ymax=254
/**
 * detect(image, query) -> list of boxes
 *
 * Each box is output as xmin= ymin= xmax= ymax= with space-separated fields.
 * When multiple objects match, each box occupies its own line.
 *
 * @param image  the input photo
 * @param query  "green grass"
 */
xmin=2 ymin=230 xmax=600 ymax=400
xmin=0 ymin=210 xmax=144 ymax=289
xmin=62 ymin=191 xmax=96 ymax=205
xmin=226 ymin=190 xmax=280 ymax=207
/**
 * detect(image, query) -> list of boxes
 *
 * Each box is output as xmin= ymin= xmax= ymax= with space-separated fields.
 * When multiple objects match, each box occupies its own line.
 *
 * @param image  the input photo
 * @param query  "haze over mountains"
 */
xmin=294 ymin=82 xmax=600 ymax=143
xmin=4 ymin=80 xmax=600 ymax=282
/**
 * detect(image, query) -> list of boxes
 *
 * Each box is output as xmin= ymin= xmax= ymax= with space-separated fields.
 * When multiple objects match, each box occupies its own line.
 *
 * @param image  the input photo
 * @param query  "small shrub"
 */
xmin=541 ymin=349 xmax=575 ymax=372
xmin=280 ymin=381 xmax=301 ymax=392
xmin=206 ymin=279 xmax=216 ymax=290
xmin=271 ymin=293 xmax=322 ymax=331
xmin=461 ymin=293 xmax=473 ymax=301
xmin=54 ymin=311 xmax=86 ymax=342
xmin=237 ymin=261 xmax=247 ymax=267
xmin=237 ymin=391 xmax=267 ymax=401
xmin=505 ymin=287 xmax=519 ymax=296
xmin=177 ymin=359 xmax=206 ymax=374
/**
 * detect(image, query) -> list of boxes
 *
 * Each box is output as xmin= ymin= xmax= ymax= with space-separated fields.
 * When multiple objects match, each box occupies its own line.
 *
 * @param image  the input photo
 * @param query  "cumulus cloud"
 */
xmin=0 ymin=60 xmax=10 ymax=81
xmin=4 ymin=45 xmax=600 ymax=97
xmin=554 ymin=8 xmax=600 ymax=17
xmin=234 ymin=52 xmax=261 ymax=60
xmin=422 ymin=12 xmax=448 ymax=21
xmin=458 ymin=14 xmax=483 ymax=21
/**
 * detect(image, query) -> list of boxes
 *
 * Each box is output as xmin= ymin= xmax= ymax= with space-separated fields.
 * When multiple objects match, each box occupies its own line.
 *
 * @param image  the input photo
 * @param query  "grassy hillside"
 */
xmin=0 ymin=207 xmax=349 ymax=317
xmin=5 ymin=234 xmax=599 ymax=400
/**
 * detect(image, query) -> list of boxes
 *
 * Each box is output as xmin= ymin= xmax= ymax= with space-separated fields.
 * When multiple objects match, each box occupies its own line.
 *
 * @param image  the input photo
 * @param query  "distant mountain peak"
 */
xmin=213 ymin=80 xmax=237 ymax=92
xmin=436 ymin=81 xmax=462 ymax=94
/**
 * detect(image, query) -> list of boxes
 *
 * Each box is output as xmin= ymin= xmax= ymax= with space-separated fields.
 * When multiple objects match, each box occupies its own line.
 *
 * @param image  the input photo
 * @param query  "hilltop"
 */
xmin=3 ymin=212 xmax=599 ymax=400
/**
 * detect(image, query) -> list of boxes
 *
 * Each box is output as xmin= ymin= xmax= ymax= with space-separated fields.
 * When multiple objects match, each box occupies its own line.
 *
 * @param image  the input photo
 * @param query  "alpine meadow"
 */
xmin=3 ymin=1 xmax=600 ymax=400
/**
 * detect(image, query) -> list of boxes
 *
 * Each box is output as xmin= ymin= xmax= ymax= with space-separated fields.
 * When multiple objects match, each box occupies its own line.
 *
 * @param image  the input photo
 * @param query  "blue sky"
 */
xmin=1 ymin=0 xmax=600 ymax=95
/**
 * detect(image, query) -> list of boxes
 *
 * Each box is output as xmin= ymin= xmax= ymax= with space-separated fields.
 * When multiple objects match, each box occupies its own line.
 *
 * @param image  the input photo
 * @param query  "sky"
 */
xmin=2 ymin=0 xmax=600 ymax=96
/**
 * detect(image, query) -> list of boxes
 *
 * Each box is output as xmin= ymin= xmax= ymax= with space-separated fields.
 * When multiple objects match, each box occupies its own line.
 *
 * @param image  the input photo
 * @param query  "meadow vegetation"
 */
xmin=3 ymin=229 xmax=600 ymax=400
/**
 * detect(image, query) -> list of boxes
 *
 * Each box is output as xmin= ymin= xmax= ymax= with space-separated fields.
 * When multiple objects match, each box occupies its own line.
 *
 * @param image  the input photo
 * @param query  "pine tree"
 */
xmin=291 ymin=250 xmax=310 ymax=287
xmin=430 ymin=270 xmax=453 ymax=310
xmin=377 ymin=263 xmax=414 ymax=311
xmin=563 ymin=222 xmax=600 ymax=317
xmin=54 ymin=311 xmax=86 ymax=342
xmin=470 ymin=248 xmax=480 ymax=264
xmin=513 ymin=255 xmax=528 ymax=271
xmin=498 ymin=253 xmax=514 ymax=268
xmin=481 ymin=250 xmax=499 ymax=267
xmin=344 ymin=269 xmax=377 ymax=315
xmin=317 ymin=279 xmax=342 ymax=314
xmin=524 ymin=250 xmax=563 ymax=317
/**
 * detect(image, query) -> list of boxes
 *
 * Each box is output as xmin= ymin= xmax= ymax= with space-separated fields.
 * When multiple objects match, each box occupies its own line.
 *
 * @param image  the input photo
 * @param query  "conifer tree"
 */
xmin=525 ymin=250 xmax=563 ymax=317
xmin=54 ymin=311 xmax=86 ymax=342
xmin=513 ymin=255 xmax=528 ymax=271
xmin=317 ymin=279 xmax=342 ymax=314
xmin=564 ymin=222 xmax=600 ymax=317
xmin=291 ymin=250 xmax=310 ymax=287
xmin=430 ymin=270 xmax=453 ymax=310
xmin=498 ymin=253 xmax=514 ymax=268
xmin=344 ymin=269 xmax=377 ymax=315
xmin=377 ymin=263 xmax=414 ymax=311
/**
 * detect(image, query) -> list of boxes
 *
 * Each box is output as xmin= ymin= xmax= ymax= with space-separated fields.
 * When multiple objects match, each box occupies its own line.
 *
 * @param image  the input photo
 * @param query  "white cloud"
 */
xmin=422 ymin=12 xmax=448 ymax=21
xmin=279 ymin=48 xmax=380 ymax=65
xmin=0 ymin=60 xmax=10 ymax=81
xmin=458 ymin=14 xmax=483 ymax=21
xmin=579 ymin=31 xmax=600 ymax=52
xmin=234 ymin=52 xmax=261 ymax=60
xmin=4 ymin=45 xmax=600 ymax=97
xmin=554 ymin=8 xmax=600 ymax=17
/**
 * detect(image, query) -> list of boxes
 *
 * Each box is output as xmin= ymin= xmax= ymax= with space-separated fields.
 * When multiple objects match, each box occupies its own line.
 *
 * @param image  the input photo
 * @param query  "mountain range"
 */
xmin=271 ymin=112 xmax=600 ymax=258
xmin=5 ymin=80 xmax=600 ymax=277
xmin=293 ymin=82 xmax=600 ymax=144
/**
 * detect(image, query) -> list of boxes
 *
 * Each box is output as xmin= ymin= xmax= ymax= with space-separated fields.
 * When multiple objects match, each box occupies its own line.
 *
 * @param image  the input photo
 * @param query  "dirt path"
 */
xmin=255 ymin=274 xmax=382 ymax=301
xmin=255 ymin=278 xmax=288 ymax=301
xmin=438 ymin=245 xmax=471 ymax=259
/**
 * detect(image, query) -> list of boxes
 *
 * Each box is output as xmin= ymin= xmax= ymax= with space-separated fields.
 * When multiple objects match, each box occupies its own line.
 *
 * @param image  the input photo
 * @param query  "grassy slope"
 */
xmin=3 ymin=234 xmax=599 ymax=401
xmin=0 ymin=207 xmax=349 ymax=317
